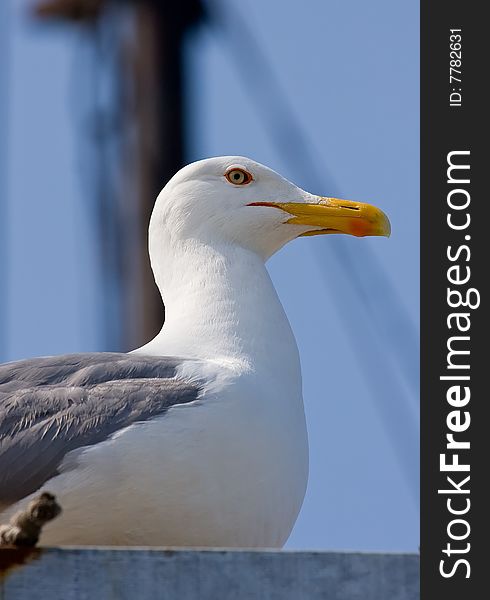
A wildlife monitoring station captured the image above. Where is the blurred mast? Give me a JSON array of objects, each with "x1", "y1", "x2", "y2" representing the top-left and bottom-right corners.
[
  {"x1": 124, "y1": 0, "x2": 203, "y2": 350},
  {"x1": 34, "y1": 0, "x2": 203, "y2": 351}
]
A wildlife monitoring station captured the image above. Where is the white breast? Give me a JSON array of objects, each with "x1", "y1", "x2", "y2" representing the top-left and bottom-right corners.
[{"x1": 36, "y1": 360, "x2": 308, "y2": 547}]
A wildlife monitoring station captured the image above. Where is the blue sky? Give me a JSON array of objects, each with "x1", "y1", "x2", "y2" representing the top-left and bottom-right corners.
[{"x1": 2, "y1": 0, "x2": 419, "y2": 551}]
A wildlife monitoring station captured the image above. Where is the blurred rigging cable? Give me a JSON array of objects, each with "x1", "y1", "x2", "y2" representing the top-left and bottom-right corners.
[
  {"x1": 87, "y1": 12, "x2": 125, "y2": 351},
  {"x1": 35, "y1": 0, "x2": 124, "y2": 351},
  {"x1": 0, "y1": 0, "x2": 10, "y2": 360},
  {"x1": 50, "y1": 0, "x2": 130, "y2": 353},
  {"x1": 206, "y1": 0, "x2": 419, "y2": 500}
]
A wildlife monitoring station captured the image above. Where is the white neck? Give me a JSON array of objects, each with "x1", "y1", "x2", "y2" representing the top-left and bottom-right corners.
[{"x1": 135, "y1": 239, "x2": 300, "y2": 376}]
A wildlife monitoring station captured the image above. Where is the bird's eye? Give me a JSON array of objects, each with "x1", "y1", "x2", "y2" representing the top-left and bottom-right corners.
[{"x1": 225, "y1": 168, "x2": 253, "y2": 186}]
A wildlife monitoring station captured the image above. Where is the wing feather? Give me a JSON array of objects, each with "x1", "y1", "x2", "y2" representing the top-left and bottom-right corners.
[{"x1": 0, "y1": 353, "x2": 201, "y2": 506}]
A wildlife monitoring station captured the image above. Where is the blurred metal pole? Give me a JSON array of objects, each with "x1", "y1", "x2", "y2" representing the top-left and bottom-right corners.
[
  {"x1": 122, "y1": 0, "x2": 203, "y2": 350},
  {"x1": 0, "y1": 0, "x2": 10, "y2": 360}
]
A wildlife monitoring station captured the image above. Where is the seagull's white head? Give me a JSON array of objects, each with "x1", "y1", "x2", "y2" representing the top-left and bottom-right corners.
[{"x1": 150, "y1": 156, "x2": 390, "y2": 261}]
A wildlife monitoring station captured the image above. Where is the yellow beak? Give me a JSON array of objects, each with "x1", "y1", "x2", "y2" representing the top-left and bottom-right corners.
[{"x1": 248, "y1": 197, "x2": 391, "y2": 238}]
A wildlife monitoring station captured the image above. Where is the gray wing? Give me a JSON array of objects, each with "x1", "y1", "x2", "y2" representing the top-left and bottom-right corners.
[{"x1": 0, "y1": 352, "x2": 201, "y2": 507}]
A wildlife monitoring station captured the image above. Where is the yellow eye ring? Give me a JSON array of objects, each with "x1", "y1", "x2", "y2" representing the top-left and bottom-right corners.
[{"x1": 225, "y1": 168, "x2": 253, "y2": 186}]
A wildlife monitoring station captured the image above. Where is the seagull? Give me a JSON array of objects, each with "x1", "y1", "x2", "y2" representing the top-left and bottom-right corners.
[{"x1": 0, "y1": 157, "x2": 390, "y2": 547}]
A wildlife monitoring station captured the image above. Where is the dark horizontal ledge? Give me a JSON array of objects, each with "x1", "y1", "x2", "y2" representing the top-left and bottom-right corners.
[{"x1": 1, "y1": 547, "x2": 419, "y2": 600}]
